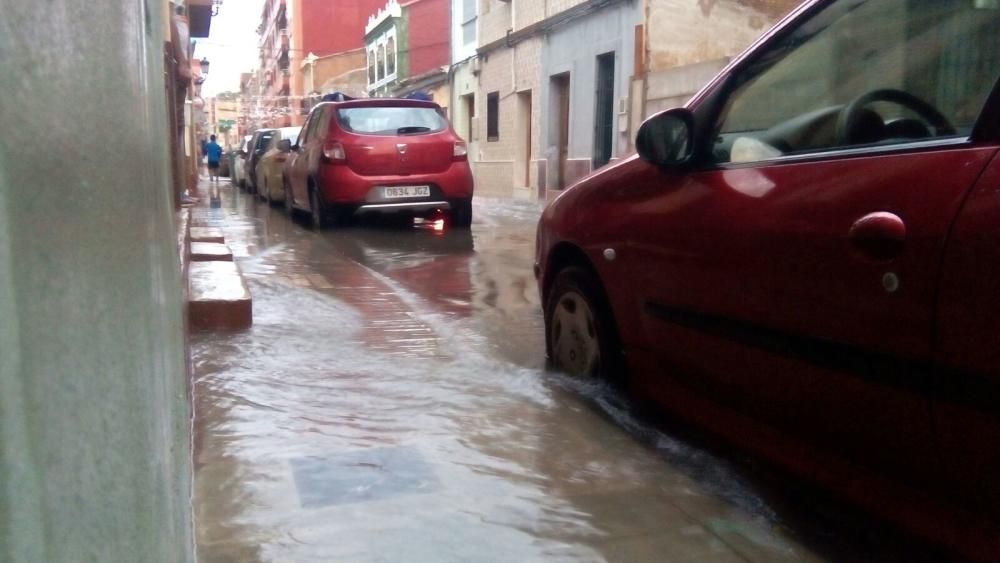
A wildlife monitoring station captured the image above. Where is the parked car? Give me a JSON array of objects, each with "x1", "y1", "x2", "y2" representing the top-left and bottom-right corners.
[
  {"x1": 245, "y1": 128, "x2": 277, "y2": 194},
  {"x1": 536, "y1": 0, "x2": 1000, "y2": 558},
  {"x1": 233, "y1": 134, "x2": 252, "y2": 188},
  {"x1": 283, "y1": 98, "x2": 473, "y2": 229},
  {"x1": 255, "y1": 126, "x2": 302, "y2": 203}
]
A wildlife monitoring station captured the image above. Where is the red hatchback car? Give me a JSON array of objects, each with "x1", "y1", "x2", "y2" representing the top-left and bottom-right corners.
[
  {"x1": 537, "y1": 0, "x2": 999, "y2": 558},
  {"x1": 282, "y1": 98, "x2": 474, "y2": 229}
]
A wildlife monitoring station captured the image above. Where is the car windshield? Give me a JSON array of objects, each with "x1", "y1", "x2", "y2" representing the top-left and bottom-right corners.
[
  {"x1": 337, "y1": 106, "x2": 447, "y2": 135},
  {"x1": 256, "y1": 132, "x2": 275, "y2": 148},
  {"x1": 278, "y1": 127, "x2": 301, "y2": 145}
]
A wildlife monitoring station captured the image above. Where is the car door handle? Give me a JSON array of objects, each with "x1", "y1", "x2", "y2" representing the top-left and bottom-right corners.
[{"x1": 849, "y1": 211, "x2": 906, "y2": 262}]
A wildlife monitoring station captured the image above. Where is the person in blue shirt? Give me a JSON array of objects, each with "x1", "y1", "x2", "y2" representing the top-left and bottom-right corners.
[{"x1": 205, "y1": 135, "x2": 223, "y2": 183}]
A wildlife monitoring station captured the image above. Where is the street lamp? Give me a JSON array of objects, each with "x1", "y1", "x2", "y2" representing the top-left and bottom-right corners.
[{"x1": 200, "y1": 58, "x2": 210, "y2": 76}]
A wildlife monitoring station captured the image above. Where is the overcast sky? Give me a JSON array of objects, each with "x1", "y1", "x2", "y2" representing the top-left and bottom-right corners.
[{"x1": 194, "y1": 0, "x2": 265, "y2": 97}]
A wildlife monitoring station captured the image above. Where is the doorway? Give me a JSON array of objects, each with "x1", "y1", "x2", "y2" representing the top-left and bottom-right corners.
[
  {"x1": 593, "y1": 52, "x2": 615, "y2": 169},
  {"x1": 459, "y1": 93, "x2": 475, "y2": 142},
  {"x1": 515, "y1": 90, "x2": 532, "y2": 189},
  {"x1": 550, "y1": 73, "x2": 571, "y2": 189}
]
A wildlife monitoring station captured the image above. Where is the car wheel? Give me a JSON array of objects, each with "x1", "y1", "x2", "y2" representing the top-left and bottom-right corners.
[
  {"x1": 310, "y1": 187, "x2": 326, "y2": 230},
  {"x1": 545, "y1": 266, "x2": 624, "y2": 384},
  {"x1": 451, "y1": 198, "x2": 473, "y2": 229},
  {"x1": 284, "y1": 178, "x2": 295, "y2": 219}
]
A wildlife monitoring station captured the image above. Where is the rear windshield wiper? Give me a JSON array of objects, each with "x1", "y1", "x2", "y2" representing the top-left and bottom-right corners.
[{"x1": 397, "y1": 126, "x2": 431, "y2": 135}]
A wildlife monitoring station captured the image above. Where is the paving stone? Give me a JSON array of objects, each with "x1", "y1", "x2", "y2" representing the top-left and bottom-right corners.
[
  {"x1": 191, "y1": 242, "x2": 233, "y2": 262},
  {"x1": 189, "y1": 261, "x2": 251, "y2": 330},
  {"x1": 190, "y1": 227, "x2": 226, "y2": 244}
]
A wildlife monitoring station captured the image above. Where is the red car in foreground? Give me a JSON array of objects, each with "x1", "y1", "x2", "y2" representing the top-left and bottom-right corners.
[
  {"x1": 282, "y1": 98, "x2": 474, "y2": 229},
  {"x1": 537, "y1": 0, "x2": 1000, "y2": 558}
]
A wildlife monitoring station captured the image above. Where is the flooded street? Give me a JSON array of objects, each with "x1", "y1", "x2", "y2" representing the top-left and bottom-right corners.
[{"x1": 192, "y1": 186, "x2": 911, "y2": 563}]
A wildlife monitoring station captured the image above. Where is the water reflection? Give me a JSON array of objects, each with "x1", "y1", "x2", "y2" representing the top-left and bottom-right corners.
[{"x1": 191, "y1": 187, "x2": 910, "y2": 562}]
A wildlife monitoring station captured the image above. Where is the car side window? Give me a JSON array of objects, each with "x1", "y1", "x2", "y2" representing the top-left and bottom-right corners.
[
  {"x1": 713, "y1": 0, "x2": 999, "y2": 164},
  {"x1": 302, "y1": 108, "x2": 326, "y2": 145},
  {"x1": 299, "y1": 114, "x2": 315, "y2": 145},
  {"x1": 315, "y1": 107, "x2": 332, "y2": 139}
]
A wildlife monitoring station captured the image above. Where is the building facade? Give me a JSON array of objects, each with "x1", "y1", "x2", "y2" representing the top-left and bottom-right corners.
[
  {"x1": 641, "y1": 0, "x2": 802, "y2": 116},
  {"x1": 208, "y1": 93, "x2": 242, "y2": 149},
  {"x1": 537, "y1": 0, "x2": 641, "y2": 193},
  {"x1": 364, "y1": 0, "x2": 451, "y2": 107},
  {"x1": 257, "y1": 0, "x2": 386, "y2": 127},
  {"x1": 458, "y1": 0, "x2": 801, "y2": 199},
  {"x1": 449, "y1": 0, "x2": 478, "y2": 162}
]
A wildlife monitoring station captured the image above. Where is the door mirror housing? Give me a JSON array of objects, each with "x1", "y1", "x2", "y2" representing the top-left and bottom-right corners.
[
  {"x1": 636, "y1": 108, "x2": 695, "y2": 168},
  {"x1": 278, "y1": 139, "x2": 292, "y2": 153}
]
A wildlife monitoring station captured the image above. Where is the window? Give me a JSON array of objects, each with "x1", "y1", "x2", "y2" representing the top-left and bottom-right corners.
[
  {"x1": 367, "y1": 28, "x2": 398, "y2": 91},
  {"x1": 301, "y1": 108, "x2": 326, "y2": 144},
  {"x1": 377, "y1": 45, "x2": 386, "y2": 81},
  {"x1": 462, "y1": 0, "x2": 477, "y2": 46},
  {"x1": 386, "y1": 36, "x2": 396, "y2": 76},
  {"x1": 486, "y1": 92, "x2": 499, "y2": 142},
  {"x1": 337, "y1": 107, "x2": 447, "y2": 135},
  {"x1": 713, "y1": 0, "x2": 999, "y2": 164},
  {"x1": 298, "y1": 114, "x2": 314, "y2": 144}
]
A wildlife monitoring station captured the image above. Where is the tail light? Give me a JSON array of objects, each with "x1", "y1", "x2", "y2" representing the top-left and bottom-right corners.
[
  {"x1": 322, "y1": 141, "x2": 346, "y2": 163},
  {"x1": 453, "y1": 141, "x2": 468, "y2": 161}
]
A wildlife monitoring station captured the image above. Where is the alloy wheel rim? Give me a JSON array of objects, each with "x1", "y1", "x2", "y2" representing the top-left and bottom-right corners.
[{"x1": 551, "y1": 291, "x2": 600, "y2": 377}]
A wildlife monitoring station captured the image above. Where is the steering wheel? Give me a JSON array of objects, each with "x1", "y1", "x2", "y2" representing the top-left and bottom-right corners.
[{"x1": 835, "y1": 89, "x2": 955, "y2": 145}]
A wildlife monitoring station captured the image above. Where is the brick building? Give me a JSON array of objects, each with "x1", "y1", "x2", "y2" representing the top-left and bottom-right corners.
[
  {"x1": 461, "y1": 0, "x2": 802, "y2": 200},
  {"x1": 364, "y1": 0, "x2": 451, "y2": 107},
  {"x1": 257, "y1": 0, "x2": 386, "y2": 127}
]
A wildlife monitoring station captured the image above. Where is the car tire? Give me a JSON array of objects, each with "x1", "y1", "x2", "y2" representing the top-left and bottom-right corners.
[
  {"x1": 451, "y1": 198, "x2": 473, "y2": 229},
  {"x1": 284, "y1": 177, "x2": 295, "y2": 219},
  {"x1": 310, "y1": 187, "x2": 326, "y2": 230},
  {"x1": 545, "y1": 266, "x2": 625, "y2": 385}
]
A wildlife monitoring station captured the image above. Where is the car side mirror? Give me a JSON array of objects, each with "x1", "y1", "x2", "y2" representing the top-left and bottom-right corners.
[
  {"x1": 636, "y1": 108, "x2": 694, "y2": 169},
  {"x1": 278, "y1": 139, "x2": 292, "y2": 152}
]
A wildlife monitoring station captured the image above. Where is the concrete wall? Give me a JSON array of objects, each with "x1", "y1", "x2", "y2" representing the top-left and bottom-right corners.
[
  {"x1": 644, "y1": 0, "x2": 800, "y2": 114},
  {"x1": 407, "y1": 0, "x2": 451, "y2": 77},
  {"x1": 475, "y1": 37, "x2": 544, "y2": 198},
  {"x1": 0, "y1": 1, "x2": 194, "y2": 561},
  {"x1": 539, "y1": 0, "x2": 640, "y2": 188}
]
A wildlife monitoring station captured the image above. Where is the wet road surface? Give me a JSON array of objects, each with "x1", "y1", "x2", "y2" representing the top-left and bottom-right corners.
[{"x1": 191, "y1": 183, "x2": 930, "y2": 562}]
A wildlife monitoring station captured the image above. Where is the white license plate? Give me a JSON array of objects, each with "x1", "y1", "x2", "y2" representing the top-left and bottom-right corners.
[{"x1": 383, "y1": 185, "x2": 430, "y2": 199}]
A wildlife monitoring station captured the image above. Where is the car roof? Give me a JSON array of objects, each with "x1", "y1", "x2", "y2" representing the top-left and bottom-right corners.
[{"x1": 315, "y1": 98, "x2": 442, "y2": 111}]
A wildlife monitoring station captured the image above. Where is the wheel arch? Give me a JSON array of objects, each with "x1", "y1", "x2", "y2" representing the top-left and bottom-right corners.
[
  {"x1": 543, "y1": 241, "x2": 628, "y2": 384},
  {"x1": 543, "y1": 242, "x2": 601, "y2": 304}
]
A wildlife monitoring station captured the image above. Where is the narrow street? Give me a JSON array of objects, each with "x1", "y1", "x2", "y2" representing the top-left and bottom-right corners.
[{"x1": 188, "y1": 183, "x2": 922, "y2": 562}]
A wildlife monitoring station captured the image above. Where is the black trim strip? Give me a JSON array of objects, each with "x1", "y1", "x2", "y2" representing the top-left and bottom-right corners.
[{"x1": 644, "y1": 302, "x2": 1000, "y2": 416}]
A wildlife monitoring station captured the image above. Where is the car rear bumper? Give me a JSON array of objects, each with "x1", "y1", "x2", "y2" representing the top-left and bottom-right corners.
[
  {"x1": 354, "y1": 201, "x2": 451, "y2": 215},
  {"x1": 317, "y1": 161, "x2": 474, "y2": 206}
]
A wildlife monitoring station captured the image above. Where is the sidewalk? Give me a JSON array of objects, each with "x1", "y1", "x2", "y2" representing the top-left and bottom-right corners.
[{"x1": 178, "y1": 177, "x2": 252, "y2": 332}]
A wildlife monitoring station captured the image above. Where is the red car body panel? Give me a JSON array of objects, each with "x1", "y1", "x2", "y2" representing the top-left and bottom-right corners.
[
  {"x1": 286, "y1": 99, "x2": 473, "y2": 214},
  {"x1": 536, "y1": 0, "x2": 1000, "y2": 557}
]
